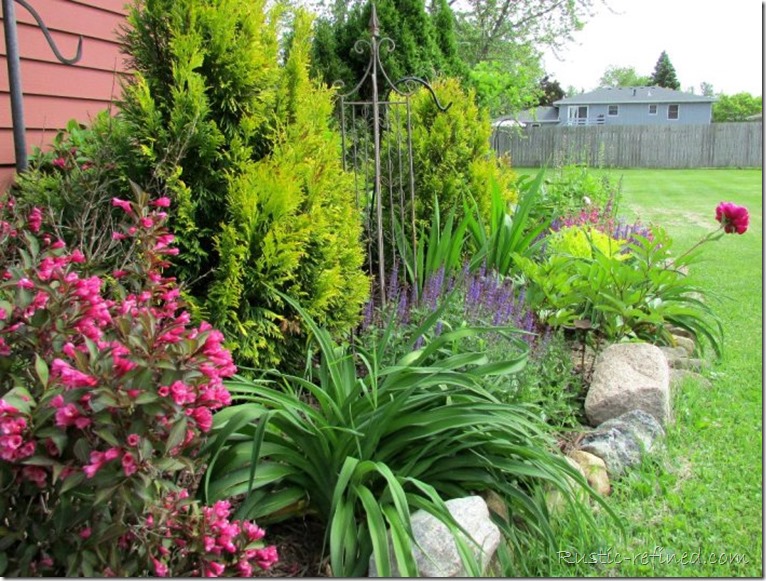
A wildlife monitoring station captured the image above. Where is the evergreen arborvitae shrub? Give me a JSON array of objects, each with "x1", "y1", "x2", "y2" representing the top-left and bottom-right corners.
[
  {"x1": 403, "y1": 77, "x2": 517, "y2": 225},
  {"x1": 117, "y1": 0, "x2": 367, "y2": 369}
]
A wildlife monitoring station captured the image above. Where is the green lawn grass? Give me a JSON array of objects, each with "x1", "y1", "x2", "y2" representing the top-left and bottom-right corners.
[{"x1": 547, "y1": 168, "x2": 763, "y2": 577}]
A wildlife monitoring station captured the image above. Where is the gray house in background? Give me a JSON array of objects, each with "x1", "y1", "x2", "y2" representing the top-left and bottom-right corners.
[{"x1": 505, "y1": 87, "x2": 716, "y2": 127}]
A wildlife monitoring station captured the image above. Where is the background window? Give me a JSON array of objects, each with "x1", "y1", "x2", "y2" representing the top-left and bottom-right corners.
[
  {"x1": 668, "y1": 104, "x2": 679, "y2": 120},
  {"x1": 649, "y1": 104, "x2": 658, "y2": 115},
  {"x1": 608, "y1": 105, "x2": 619, "y2": 116}
]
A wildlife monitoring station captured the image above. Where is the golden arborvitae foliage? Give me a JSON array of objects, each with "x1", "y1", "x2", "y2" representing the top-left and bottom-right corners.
[{"x1": 121, "y1": 1, "x2": 368, "y2": 369}]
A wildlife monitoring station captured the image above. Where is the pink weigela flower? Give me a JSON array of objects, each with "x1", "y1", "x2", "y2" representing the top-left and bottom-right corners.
[
  {"x1": 54, "y1": 403, "x2": 91, "y2": 430},
  {"x1": 21, "y1": 466, "x2": 48, "y2": 487},
  {"x1": 51, "y1": 359, "x2": 98, "y2": 389},
  {"x1": 111, "y1": 197, "x2": 133, "y2": 214},
  {"x1": 152, "y1": 558, "x2": 169, "y2": 577},
  {"x1": 253, "y1": 545, "x2": 279, "y2": 570},
  {"x1": 150, "y1": 197, "x2": 171, "y2": 208},
  {"x1": 121, "y1": 452, "x2": 138, "y2": 477},
  {"x1": 28, "y1": 207, "x2": 43, "y2": 233}
]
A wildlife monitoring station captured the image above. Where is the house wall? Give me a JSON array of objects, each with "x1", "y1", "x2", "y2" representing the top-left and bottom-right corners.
[
  {"x1": 0, "y1": 0, "x2": 129, "y2": 190},
  {"x1": 557, "y1": 102, "x2": 713, "y2": 126}
]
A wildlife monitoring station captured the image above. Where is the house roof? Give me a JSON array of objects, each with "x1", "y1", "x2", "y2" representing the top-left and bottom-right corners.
[
  {"x1": 515, "y1": 106, "x2": 559, "y2": 123},
  {"x1": 554, "y1": 86, "x2": 716, "y2": 106}
]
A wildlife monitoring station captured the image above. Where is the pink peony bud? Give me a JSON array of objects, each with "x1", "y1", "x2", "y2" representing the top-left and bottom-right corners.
[{"x1": 715, "y1": 201, "x2": 749, "y2": 235}]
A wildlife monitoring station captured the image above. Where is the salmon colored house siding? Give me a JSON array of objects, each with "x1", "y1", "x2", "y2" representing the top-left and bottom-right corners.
[{"x1": 0, "y1": 0, "x2": 130, "y2": 189}]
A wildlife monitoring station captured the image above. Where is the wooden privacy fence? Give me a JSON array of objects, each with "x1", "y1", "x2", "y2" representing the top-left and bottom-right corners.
[{"x1": 492, "y1": 122, "x2": 763, "y2": 168}]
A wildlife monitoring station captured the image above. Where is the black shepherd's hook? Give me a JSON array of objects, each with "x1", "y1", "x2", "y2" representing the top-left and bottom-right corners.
[
  {"x1": 15, "y1": 0, "x2": 83, "y2": 65},
  {"x1": 393, "y1": 76, "x2": 452, "y2": 112},
  {"x1": 2, "y1": 0, "x2": 84, "y2": 172}
]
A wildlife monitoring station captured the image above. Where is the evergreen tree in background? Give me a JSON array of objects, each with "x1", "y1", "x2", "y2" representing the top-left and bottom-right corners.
[
  {"x1": 311, "y1": 0, "x2": 466, "y2": 97},
  {"x1": 650, "y1": 50, "x2": 680, "y2": 90},
  {"x1": 430, "y1": 0, "x2": 464, "y2": 75},
  {"x1": 537, "y1": 75, "x2": 565, "y2": 106}
]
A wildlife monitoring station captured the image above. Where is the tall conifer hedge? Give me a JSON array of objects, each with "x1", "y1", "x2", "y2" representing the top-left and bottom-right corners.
[{"x1": 120, "y1": 0, "x2": 368, "y2": 369}]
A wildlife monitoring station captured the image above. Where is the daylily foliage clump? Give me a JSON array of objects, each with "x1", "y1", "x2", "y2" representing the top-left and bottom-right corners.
[{"x1": 0, "y1": 189, "x2": 276, "y2": 576}]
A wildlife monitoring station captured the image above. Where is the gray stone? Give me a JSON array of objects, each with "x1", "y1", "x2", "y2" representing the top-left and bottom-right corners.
[
  {"x1": 673, "y1": 357, "x2": 709, "y2": 372},
  {"x1": 585, "y1": 343, "x2": 670, "y2": 426},
  {"x1": 599, "y1": 409, "x2": 665, "y2": 450},
  {"x1": 579, "y1": 410, "x2": 665, "y2": 477},
  {"x1": 659, "y1": 345, "x2": 688, "y2": 366},
  {"x1": 480, "y1": 490, "x2": 509, "y2": 524},
  {"x1": 368, "y1": 496, "x2": 501, "y2": 577},
  {"x1": 669, "y1": 368, "x2": 713, "y2": 390}
]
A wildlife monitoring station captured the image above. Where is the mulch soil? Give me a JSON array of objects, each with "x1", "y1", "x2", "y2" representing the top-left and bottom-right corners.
[{"x1": 256, "y1": 516, "x2": 330, "y2": 577}]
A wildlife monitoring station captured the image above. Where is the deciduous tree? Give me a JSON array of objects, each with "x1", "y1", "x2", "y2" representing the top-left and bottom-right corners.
[
  {"x1": 699, "y1": 81, "x2": 715, "y2": 97},
  {"x1": 468, "y1": 46, "x2": 544, "y2": 116},
  {"x1": 452, "y1": 0, "x2": 600, "y2": 67},
  {"x1": 598, "y1": 65, "x2": 651, "y2": 88},
  {"x1": 712, "y1": 92, "x2": 763, "y2": 122}
]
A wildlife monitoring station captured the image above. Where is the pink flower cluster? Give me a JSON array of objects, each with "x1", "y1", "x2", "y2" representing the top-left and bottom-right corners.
[
  {"x1": 141, "y1": 494, "x2": 277, "y2": 578},
  {"x1": 0, "y1": 194, "x2": 270, "y2": 577},
  {"x1": 715, "y1": 201, "x2": 749, "y2": 235},
  {"x1": 0, "y1": 400, "x2": 35, "y2": 463},
  {"x1": 0, "y1": 197, "x2": 240, "y2": 487},
  {"x1": 0, "y1": 145, "x2": 279, "y2": 574}
]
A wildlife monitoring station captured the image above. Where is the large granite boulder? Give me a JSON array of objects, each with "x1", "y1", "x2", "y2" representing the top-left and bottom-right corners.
[
  {"x1": 368, "y1": 496, "x2": 501, "y2": 577},
  {"x1": 585, "y1": 343, "x2": 670, "y2": 426},
  {"x1": 578, "y1": 409, "x2": 664, "y2": 477}
]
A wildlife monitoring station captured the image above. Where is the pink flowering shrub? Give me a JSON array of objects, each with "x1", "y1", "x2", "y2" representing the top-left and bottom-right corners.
[{"x1": 0, "y1": 186, "x2": 277, "y2": 576}]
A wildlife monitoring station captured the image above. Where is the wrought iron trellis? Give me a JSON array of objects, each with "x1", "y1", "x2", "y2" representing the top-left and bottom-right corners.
[
  {"x1": 2, "y1": 0, "x2": 83, "y2": 172},
  {"x1": 335, "y1": 3, "x2": 450, "y2": 308}
]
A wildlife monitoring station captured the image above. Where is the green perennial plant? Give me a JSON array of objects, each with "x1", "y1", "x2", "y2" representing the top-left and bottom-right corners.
[{"x1": 201, "y1": 294, "x2": 605, "y2": 576}]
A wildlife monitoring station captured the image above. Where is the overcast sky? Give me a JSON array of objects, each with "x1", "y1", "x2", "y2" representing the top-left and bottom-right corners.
[{"x1": 541, "y1": 0, "x2": 763, "y2": 95}]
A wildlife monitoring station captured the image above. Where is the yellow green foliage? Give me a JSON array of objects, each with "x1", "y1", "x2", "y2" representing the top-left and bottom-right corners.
[
  {"x1": 209, "y1": 13, "x2": 367, "y2": 367},
  {"x1": 120, "y1": 1, "x2": 368, "y2": 369},
  {"x1": 398, "y1": 78, "x2": 517, "y2": 225},
  {"x1": 547, "y1": 225, "x2": 626, "y2": 260}
]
